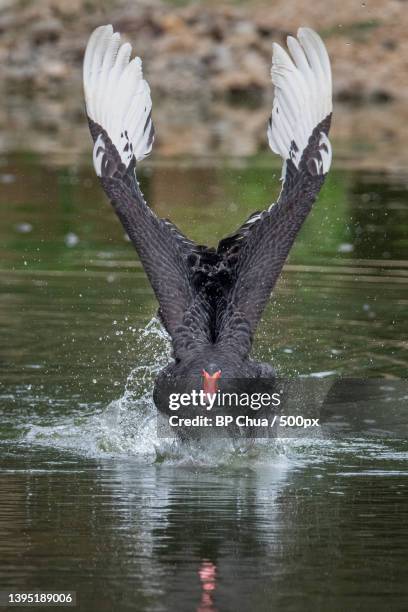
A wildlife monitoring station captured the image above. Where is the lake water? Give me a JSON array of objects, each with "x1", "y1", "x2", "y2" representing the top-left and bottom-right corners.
[{"x1": 0, "y1": 153, "x2": 407, "y2": 611}]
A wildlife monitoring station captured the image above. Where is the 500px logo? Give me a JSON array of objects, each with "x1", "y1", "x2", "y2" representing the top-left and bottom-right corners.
[{"x1": 168, "y1": 390, "x2": 282, "y2": 411}]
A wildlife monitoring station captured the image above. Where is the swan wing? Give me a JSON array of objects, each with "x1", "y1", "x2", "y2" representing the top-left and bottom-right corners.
[
  {"x1": 84, "y1": 25, "x2": 205, "y2": 348},
  {"x1": 217, "y1": 28, "x2": 333, "y2": 354}
]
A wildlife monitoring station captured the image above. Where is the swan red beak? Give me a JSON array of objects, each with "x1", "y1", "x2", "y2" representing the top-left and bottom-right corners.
[{"x1": 202, "y1": 369, "x2": 221, "y2": 396}]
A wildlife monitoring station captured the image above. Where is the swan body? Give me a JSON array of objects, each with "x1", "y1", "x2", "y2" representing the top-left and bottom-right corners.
[{"x1": 83, "y1": 25, "x2": 333, "y2": 417}]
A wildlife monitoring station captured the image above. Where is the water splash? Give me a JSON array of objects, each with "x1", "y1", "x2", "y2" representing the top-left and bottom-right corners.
[
  {"x1": 19, "y1": 318, "x2": 395, "y2": 467},
  {"x1": 19, "y1": 318, "x2": 283, "y2": 464},
  {"x1": 19, "y1": 317, "x2": 167, "y2": 461}
]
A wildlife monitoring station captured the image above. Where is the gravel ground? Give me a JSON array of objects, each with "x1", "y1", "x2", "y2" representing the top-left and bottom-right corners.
[{"x1": 1, "y1": 0, "x2": 407, "y2": 168}]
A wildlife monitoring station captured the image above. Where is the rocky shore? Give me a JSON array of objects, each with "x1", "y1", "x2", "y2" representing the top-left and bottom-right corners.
[{"x1": 1, "y1": 0, "x2": 407, "y2": 168}]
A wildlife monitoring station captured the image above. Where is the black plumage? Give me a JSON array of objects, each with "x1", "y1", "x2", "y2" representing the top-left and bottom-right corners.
[{"x1": 83, "y1": 25, "x2": 333, "y2": 414}]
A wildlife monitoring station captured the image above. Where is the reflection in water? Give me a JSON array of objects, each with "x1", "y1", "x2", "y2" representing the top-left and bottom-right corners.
[
  {"x1": 0, "y1": 154, "x2": 407, "y2": 610},
  {"x1": 198, "y1": 560, "x2": 217, "y2": 612},
  {"x1": 0, "y1": 445, "x2": 407, "y2": 611}
]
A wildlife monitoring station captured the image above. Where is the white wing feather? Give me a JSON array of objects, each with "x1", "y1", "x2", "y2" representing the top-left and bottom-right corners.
[
  {"x1": 83, "y1": 24, "x2": 154, "y2": 173},
  {"x1": 268, "y1": 27, "x2": 332, "y2": 175}
]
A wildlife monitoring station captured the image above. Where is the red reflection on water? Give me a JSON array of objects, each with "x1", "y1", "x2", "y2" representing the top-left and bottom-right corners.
[{"x1": 197, "y1": 560, "x2": 217, "y2": 612}]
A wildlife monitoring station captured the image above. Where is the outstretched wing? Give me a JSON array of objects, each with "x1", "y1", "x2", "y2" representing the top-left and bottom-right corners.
[
  {"x1": 217, "y1": 28, "x2": 333, "y2": 356},
  {"x1": 83, "y1": 25, "x2": 207, "y2": 353}
]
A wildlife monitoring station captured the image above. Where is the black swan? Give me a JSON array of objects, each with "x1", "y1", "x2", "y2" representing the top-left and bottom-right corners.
[{"x1": 83, "y1": 25, "x2": 332, "y2": 414}]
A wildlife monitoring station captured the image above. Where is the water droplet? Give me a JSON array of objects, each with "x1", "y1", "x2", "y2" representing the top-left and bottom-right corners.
[
  {"x1": 15, "y1": 222, "x2": 33, "y2": 233},
  {"x1": 338, "y1": 243, "x2": 354, "y2": 253},
  {"x1": 64, "y1": 232, "x2": 79, "y2": 247},
  {"x1": 0, "y1": 173, "x2": 15, "y2": 184}
]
